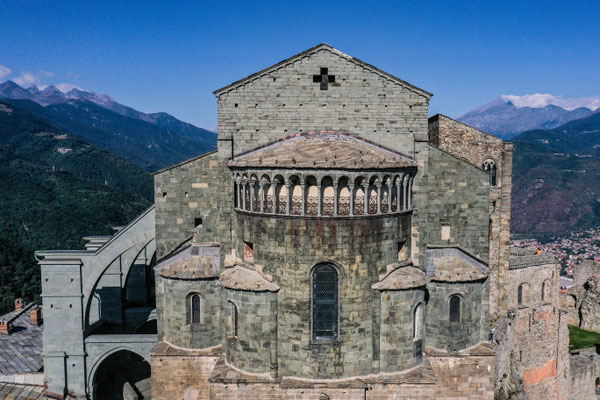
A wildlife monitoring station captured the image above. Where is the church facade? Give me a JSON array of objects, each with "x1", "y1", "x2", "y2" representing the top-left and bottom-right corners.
[{"x1": 149, "y1": 44, "x2": 504, "y2": 399}]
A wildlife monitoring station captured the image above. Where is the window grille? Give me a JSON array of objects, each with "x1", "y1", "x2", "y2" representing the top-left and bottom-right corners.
[
  {"x1": 449, "y1": 295, "x2": 460, "y2": 323},
  {"x1": 312, "y1": 264, "x2": 338, "y2": 340},
  {"x1": 191, "y1": 294, "x2": 201, "y2": 323}
]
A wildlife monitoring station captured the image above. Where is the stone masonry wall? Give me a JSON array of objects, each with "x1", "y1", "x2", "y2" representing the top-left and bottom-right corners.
[
  {"x1": 429, "y1": 114, "x2": 513, "y2": 321},
  {"x1": 234, "y1": 212, "x2": 411, "y2": 378},
  {"x1": 224, "y1": 288, "x2": 278, "y2": 375},
  {"x1": 216, "y1": 46, "x2": 429, "y2": 158},
  {"x1": 151, "y1": 352, "x2": 494, "y2": 399},
  {"x1": 378, "y1": 288, "x2": 425, "y2": 372},
  {"x1": 422, "y1": 146, "x2": 490, "y2": 264},
  {"x1": 426, "y1": 280, "x2": 489, "y2": 351},
  {"x1": 493, "y1": 263, "x2": 568, "y2": 400},
  {"x1": 154, "y1": 152, "x2": 234, "y2": 265},
  {"x1": 158, "y1": 276, "x2": 221, "y2": 349}
]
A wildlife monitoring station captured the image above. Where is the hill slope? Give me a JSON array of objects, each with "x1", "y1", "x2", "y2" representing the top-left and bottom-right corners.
[
  {"x1": 511, "y1": 112, "x2": 600, "y2": 235},
  {"x1": 0, "y1": 101, "x2": 153, "y2": 313}
]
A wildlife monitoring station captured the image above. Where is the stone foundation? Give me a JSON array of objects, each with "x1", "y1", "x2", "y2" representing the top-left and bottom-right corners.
[{"x1": 151, "y1": 341, "x2": 495, "y2": 399}]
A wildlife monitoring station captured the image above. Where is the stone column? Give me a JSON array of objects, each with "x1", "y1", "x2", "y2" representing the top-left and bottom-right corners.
[
  {"x1": 333, "y1": 182, "x2": 339, "y2": 216},
  {"x1": 387, "y1": 183, "x2": 393, "y2": 214},
  {"x1": 301, "y1": 183, "x2": 307, "y2": 216},
  {"x1": 259, "y1": 183, "x2": 265, "y2": 213},
  {"x1": 249, "y1": 182, "x2": 254, "y2": 211},
  {"x1": 376, "y1": 182, "x2": 382, "y2": 214},
  {"x1": 285, "y1": 181, "x2": 291, "y2": 215},
  {"x1": 397, "y1": 180, "x2": 402, "y2": 212},
  {"x1": 349, "y1": 183, "x2": 355, "y2": 216},
  {"x1": 317, "y1": 183, "x2": 322, "y2": 216},
  {"x1": 363, "y1": 185, "x2": 369, "y2": 215},
  {"x1": 408, "y1": 177, "x2": 413, "y2": 209},
  {"x1": 272, "y1": 183, "x2": 277, "y2": 214},
  {"x1": 241, "y1": 181, "x2": 247, "y2": 210},
  {"x1": 403, "y1": 176, "x2": 408, "y2": 211}
]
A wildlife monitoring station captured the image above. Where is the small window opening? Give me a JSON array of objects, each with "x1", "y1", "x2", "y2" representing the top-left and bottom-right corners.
[
  {"x1": 194, "y1": 218, "x2": 203, "y2": 228},
  {"x1": 413, "y1": 303, "x2": 423, "y2": 340},
  {"x1": 244, "y1": 241, "x2": 254, "y2": 262},
  {"x1": 234, "y1": 103, "x2": 238, "y2": 108},
  {"x1": 162, "y1": 192, "x2": 167, "y2": 198},
  {"x1": 191, "y1": 294, "x2": 201, "y2": 323},
  {"x1": 518, "y1": 284, "x2": 524, "y2": 305},
  {"x1": 397, "y1": 241, "x2": 407, "y2": 261},
  {"x1": 542, "y1": 281, "x2": 547, "y2": 301},
  {"x1": 519, "y1": 351, "x2": 523, "y2": 362},
  {"x1": 227, "y1": 301, "x2": 238, "y2": 337},
  {"x1": 482, "y1": 159, "x2": 497, "y2": 186},
  {"x1": 449, "y1": 295, "x2": 461, "y2": 323}
]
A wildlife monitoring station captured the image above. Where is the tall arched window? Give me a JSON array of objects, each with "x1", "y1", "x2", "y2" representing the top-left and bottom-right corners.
[
  {"x1": 413, "y1": 303, "x2": 424, "y2": 339},
  {"x1": 449, "y1": 295, "x2": 461, "y2": 323},
  {"x1": 482, "y1": 159, "x2": 497, "y2": 186},
  {"x1": 191, "y1": 294, "x2": 201, "y2": 324},
  {"x1": 312, "y1": 264, "x2": 339, "y2": 340}
]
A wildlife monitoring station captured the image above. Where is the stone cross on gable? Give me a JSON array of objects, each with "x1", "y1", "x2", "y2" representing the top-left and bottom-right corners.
[{"x1": 313, "y1": 67, "x2": 335, "y2": 90}]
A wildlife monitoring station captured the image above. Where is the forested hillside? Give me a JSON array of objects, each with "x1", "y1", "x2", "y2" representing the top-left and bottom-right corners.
[
  {"x1": 0, "y1": 101, "x2": 153, "y2": 313},
  {"x1": 511, "y1": 112, "x2": 600, "y2": 236}
]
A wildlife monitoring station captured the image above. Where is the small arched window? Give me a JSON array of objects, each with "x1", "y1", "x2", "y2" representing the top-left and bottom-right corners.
[
  {"x1": 449, "y1": 295, "x2": 461, "y2": 323},
  {"x1": 413, "y1": 303, "x2": 424, "y2": 339},
  {"x1": 482, "y1": 159, "x2": 497, "y2": 186},
  {"x1": 518, "y1": 284, "x2": 524, "y2": 305},
  {"x1": 191, "y1": 294, "x2": 201, "y2": 324},
  {"x1": 542, "y1": 280, "x2": 549, "y2": 301},
  {"x1": 312, "y1": 264, "x2": 339, "y2": 340},
  {"x1": 226, "y1": 301, "x2": 238, "y2": 337}
]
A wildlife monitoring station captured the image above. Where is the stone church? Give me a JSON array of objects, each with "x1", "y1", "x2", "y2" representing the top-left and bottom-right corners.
[{"x1": 36, "y1": 44, "x2": 574, "y2": 400}]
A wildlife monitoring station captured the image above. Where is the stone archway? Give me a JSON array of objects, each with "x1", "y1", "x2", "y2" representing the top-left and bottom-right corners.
[{"x1": 92, "y1": 349, "x2": 151, "y2": 400}]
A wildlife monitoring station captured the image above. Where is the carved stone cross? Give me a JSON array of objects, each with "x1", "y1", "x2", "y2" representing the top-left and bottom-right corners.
[{"x1": 313, "y1": 67, "x2": 335, "y2": 90}]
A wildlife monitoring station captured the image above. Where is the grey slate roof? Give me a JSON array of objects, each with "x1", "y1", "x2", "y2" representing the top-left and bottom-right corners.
[
  {"x1": 0, "y1": 304, "x2": 43, "y2": 375},
  {"x1": 0, "y1": 383, "x2": 45, "y2": 399}
]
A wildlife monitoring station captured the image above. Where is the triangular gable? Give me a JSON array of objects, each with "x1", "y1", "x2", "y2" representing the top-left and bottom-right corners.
[{"x1": 213, "y1": 43, "x2": 433, "y2": 99}]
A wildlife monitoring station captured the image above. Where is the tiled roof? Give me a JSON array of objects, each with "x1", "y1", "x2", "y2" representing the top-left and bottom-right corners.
[
  {"x1": 431, "y1": 257, "x2": 489, "y2": 282},
  {"x1": 219, "y1": 263, "x2": 280, "y2": 292},
  {"x1": 372, "y1": 265, "x2": 428, "y2": 290},
  {"x1": 228, "y1": 131, "x2": 416, "y2": 170},
  {"x1": 0, "y1": 304, "x2": 43, "y2": 375},
  {"x1": 156, "y1": 243, "x2": 220, "y2": 279}
]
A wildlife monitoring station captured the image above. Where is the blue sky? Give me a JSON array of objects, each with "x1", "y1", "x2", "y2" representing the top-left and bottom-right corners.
[{"x1": 0, "y1": 0, "x2": 598, "y2": 128}]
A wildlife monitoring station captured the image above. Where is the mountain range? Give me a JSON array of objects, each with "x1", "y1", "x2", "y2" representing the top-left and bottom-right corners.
[
  {"x1": 0, "y1": 80, "x2": 217, "y2": 171},
  {"x1": 458, "y1": 97, "x2": 595, "y2": 139}
]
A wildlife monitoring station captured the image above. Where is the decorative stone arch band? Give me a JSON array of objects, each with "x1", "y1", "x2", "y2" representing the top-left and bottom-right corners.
[{"x1": 231, "y1": 169, "x2": 415, "y2": 217}]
